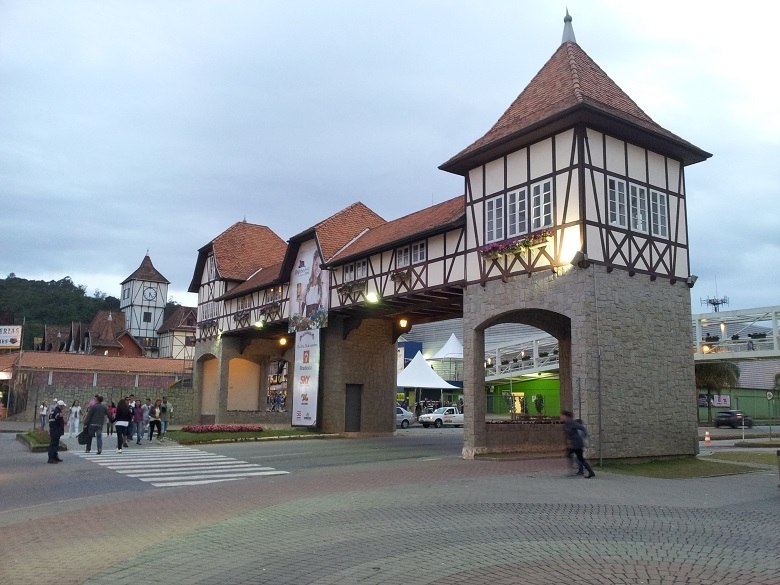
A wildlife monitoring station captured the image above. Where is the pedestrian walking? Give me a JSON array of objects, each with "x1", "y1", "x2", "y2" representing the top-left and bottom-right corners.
[
  {"x1": 83, "y1": 395, "x2": 109, "y2": 455},
  {"x1": 106, "y1": 401, "x2": 116, "y2": 435},
  {"x1": 68, "y1": 400, "x2": 82, "y2": 437},
  {"x1": 114, "y1": 398, "x2": 132, "y2": 453},
  {"x1": 148, "y1": 399, "x2": 162, "y2": 443},
  {"x1": 160, "y1": 396, "x2": 172, "y2": 437},
  {"x1": 561, "y1": 410, "x2": 594, "y2": 478},
  {"x1": 39, "y1": 401, "x2": 48, "y2": 431},
  {"x1": 47, "y1": 400, "x2": 66, "y2": 463},
  {"x1": 132, "y1": 399, "x2": 145, "y2": 444}
]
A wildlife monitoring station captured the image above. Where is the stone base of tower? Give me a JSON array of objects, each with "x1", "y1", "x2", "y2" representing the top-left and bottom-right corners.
[{"x1": 462, "y1": 266, "x2": 698, "y2": 460}]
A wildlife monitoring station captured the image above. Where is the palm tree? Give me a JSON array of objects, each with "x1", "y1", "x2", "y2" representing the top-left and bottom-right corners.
[{"x1": 695, "y1": 362, "x2": 740, "y2": 423}]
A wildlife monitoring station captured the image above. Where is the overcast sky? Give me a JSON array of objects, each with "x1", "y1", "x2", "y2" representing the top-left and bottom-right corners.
[{"x1": 1, "y1": 1, "x2": 778, "y2": 313}]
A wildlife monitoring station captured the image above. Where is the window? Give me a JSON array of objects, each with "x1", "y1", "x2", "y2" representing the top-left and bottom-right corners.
[
  {"x1": 608, "y1": 178, "x2": 627, "y2": 227},
  {"x1": 185, "y1": 335, "x2": 196, "y2": 347},
  {"x1": 206, "y1": 255, "x2": 216, "y2": 280},
  {"x1": 650, "y1": 190, "x2": 668, "y2": 238},
  {"x1": 485, "y1": 195, "x2": 504, "y2": 243},
  {"x1": 396, "y1": 246, "x2": 410, "y2": 268},
  {"x1": 143, "y1": 312, "x2": 152, "y2": 323},
  {"x1": 507, "y1": 188, "x2": 528, "y2": 237},
  {"x1": 343, "y1": 263, "x2": 355, "y2": 282},
  {"x1": 630, "y1": 184, "x2": 648, "y2": 233},
  {"x1": 354, "y1": 259, "x2": 367, "y2": 279},
  {"x1": 531, "y1": 180, "x2": 552, "y2": 230},
  {"x1": 411, "y1": 241, "x2": 426, "y2": 263},
  {"x1": 122, "y1": 288, "x2": 129, "y2": 300}
]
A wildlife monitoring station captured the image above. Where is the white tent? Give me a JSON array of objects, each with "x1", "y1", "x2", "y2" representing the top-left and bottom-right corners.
[
  {"x1": 431, "y1": 333, "x2": 463, "y2": 360},
  {"x1": 397, "y1": 351, "x2": 459, "y2": 389}
]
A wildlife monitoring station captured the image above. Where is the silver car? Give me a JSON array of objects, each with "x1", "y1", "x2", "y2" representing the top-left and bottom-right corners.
[{"x1": 396, "y1": 406, "x2": 415, "y2": 428}]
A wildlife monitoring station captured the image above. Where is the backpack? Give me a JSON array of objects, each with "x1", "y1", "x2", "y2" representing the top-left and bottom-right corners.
[{"x1": 577, "y1": 427, "x2": 589, "y2": 448}]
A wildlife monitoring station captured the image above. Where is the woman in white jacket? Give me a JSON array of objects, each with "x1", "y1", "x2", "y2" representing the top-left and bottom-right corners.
[{"x1": 68, "y1": 400, "x2": 82, "y2": 437}]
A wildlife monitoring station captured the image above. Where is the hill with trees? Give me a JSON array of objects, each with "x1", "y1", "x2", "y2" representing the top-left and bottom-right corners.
[{"x1": 0, "y1": 274, "x2": 177, "y2": 349}]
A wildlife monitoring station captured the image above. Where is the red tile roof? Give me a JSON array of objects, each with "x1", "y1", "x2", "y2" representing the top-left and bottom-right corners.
[
  {"x1": 157, "y1": 306, "x2": 197, "y2": 334},
  {"x1": 301, "y1": 202, "x2": 386, "y2": 262},
  {"x1": 0, "y1": 351, "x2": 188, "y2": 375},
  {"x1": 121, "y1": 255, "x2": 169, "y2": 285},
  {"x1": 189, "y1": 222, "x2": 287, "y2": 291},
  {"x1": 221, "y1": 262, "x2": 284, "y2": 300},
  {"x1": 441, "y1": 41, "x2": 710, "y2": 173},
  {"x1": 213, "y1": 222, "x2": 287, "y2": 280},
  {"x1": 328, "y1": 196, "x2": 465, "y2": 264}
]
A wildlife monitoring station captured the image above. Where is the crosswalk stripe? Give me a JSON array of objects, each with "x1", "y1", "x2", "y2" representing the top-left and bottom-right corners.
[{"x1": 77, "y1": 444, "x2": 289, "y2": 487}]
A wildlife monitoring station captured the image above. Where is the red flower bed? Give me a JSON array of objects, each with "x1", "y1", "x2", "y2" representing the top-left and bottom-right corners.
[{"x1": 181, "y1": 424, "x2": 264, "y2": 433}]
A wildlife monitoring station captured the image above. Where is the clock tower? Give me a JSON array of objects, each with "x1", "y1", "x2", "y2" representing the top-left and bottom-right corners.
[{"x1": 120, "y1": 254, "x2": 170, "y2": 355}]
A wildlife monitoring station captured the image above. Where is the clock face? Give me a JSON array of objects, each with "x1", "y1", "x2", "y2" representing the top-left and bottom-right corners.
[{"x1": 143, "y1": 287, "x2": 157, "y2": 301}]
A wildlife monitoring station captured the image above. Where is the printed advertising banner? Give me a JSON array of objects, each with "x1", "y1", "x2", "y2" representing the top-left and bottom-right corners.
[
  {"x1": 0, "y1": 325, "x2": 22, "y2": 349},
  {"x1": 291, "y1": 329, "x2": 320, "y2": 427},
  {"x1": 288, "y1": 239, "x2": 328, "y2": 332}
]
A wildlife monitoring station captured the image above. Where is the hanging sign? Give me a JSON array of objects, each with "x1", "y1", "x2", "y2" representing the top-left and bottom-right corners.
[{"x1": 0, "y1": 325, "x2": 22, "y2": 349}]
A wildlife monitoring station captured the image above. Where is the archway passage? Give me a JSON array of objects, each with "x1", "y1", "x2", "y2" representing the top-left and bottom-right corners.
[{"x1": 463, "y1": 307, "x2": 571, "y2": 458}]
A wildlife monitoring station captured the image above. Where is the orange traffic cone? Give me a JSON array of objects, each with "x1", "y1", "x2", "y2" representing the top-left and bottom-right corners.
[{"x1": 704, "y1": 430, "x2": 711, "y2": 446}]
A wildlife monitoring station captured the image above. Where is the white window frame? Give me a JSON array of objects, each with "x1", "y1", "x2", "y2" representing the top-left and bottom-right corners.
[
  {"x1": 608, "y1": 178, "x2": 627, "y2": 227},
  {"x1": 343, "y1": 263, "x2": 355, "y2": 282},
  {"x1": 649, "y1": 190, "x2": 669, "y2": 238},
  {"x1": 485, "y1": 195, "x2": 504, "y2": 243},
  {"x1": 506, "y1": 188, "x2": 528, "y2": 238},
  {"x1": 411, "y1": 241, "x2": 426, "y2": 264},
  {"x1": 396, "y1": 246, "x2": 410, "y2": 268},
  {"x1": 530, "y1": 179, "x2": 552, "y2": 231},
  {"x1": 629, "y1": 184, "x2": 648, "y2": 233},
  {"x1": 354, "y1": 259, "x2": 367, "y2": 279}
]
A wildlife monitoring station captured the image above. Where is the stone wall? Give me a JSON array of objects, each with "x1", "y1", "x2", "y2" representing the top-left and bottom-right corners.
[{"x1": 463, "y1": 265, "x2": 698, "y2": 460}]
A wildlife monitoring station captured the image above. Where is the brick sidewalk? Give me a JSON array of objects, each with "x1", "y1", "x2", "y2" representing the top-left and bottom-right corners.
[{"x1": 2, "y1": 427, "x2": 778, "y2": 585}]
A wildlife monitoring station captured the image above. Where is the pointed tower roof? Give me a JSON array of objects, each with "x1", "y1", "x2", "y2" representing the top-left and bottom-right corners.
[
  {"x1": 440, "y1": 12, "x2": 710, "y2": 175},
  {"x1": 121, "y1": 255, "x2": 170, "y2": 285}
]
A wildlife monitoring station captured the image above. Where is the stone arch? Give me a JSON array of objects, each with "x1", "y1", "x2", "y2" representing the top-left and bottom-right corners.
[
  {"x1": 463, "y1": 307, "x2": 572, "y2": 459},
  {"x1": 194, "y1": 352, "x2": 219, "y2": 423}
]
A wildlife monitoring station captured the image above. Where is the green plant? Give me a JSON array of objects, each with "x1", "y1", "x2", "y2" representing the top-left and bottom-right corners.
[{"x1": 533, "y1": 395, "x2": 544, "y2": 415}]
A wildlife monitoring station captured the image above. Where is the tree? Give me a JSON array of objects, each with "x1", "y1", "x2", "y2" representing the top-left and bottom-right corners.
[{"x1": 695, "y1": 362, "x2": 740, "y2": 422}]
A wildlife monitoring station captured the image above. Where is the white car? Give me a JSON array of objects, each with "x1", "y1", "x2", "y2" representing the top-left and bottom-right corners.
[
  {"x1": 396, "y1": 406, "x2": 415, "y2": 428},
  {"x1": 418, "y1": 406, "x2": 464, "y2": 428}
]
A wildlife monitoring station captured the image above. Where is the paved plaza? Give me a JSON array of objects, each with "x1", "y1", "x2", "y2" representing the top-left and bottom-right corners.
[{"x1": 1, "y1": 423, "x2": 778, "y2": 585}]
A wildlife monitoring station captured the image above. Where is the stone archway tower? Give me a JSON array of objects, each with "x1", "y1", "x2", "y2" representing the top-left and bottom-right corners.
[{"x1": 440, "y1": 13, "x2": 712, "y2": 460}]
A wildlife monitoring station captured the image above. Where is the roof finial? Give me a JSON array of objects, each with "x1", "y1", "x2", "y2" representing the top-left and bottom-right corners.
[{"x1": 562, "y1": 9, "x2": 576, "y2": 45}]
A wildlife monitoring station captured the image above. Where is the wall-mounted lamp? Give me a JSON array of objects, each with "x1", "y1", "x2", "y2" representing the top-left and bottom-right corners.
[
  {"x1": 399, "y1": 318, "x2": 408, "y2": 329},
  {"x1": 365, "y1": 291, "x2": 380, "y2": 303},
  {"x1": 279, "y1": 337, "x2": 288, "y2": 346},
  {"x1": 686, "y1": 274, "x2": 698, "y2": 289},
  {"x1": 254, "y1": 319, "x2": 265, "y2": 329},
  {"x1": 570, "y1": 250, "x2": 590, "y2": 269}
]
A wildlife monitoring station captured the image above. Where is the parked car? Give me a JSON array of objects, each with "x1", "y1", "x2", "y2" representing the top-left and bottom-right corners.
[
  {"x1": 418, "y1": 406, "x2": 464, "y2": 428},
  {"x1": 713, "y1": 410, "x2": 753, "y2": 429},
  {"x1": 396, "y1": 406, "x2": 415, "y2": 428}
]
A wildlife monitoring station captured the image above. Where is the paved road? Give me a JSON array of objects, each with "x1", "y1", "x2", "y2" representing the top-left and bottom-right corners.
[{"x1": 1, "y1": 427, "x2": 778, "y2": 584}]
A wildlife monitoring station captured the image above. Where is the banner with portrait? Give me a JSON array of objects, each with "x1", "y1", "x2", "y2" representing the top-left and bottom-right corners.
[{"x1": 288, "y1": 239, "x2": 328, "y2": 332}]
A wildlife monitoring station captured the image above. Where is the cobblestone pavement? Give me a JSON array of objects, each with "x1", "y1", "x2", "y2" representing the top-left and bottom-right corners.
[{"x1": 2, "y1": 425, "x2": 779, "y2": 585}]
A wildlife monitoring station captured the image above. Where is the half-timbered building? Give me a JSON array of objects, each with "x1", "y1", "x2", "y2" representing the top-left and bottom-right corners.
[{"x1": 189, "y1": 13, "x2": 710, "y2": 459}]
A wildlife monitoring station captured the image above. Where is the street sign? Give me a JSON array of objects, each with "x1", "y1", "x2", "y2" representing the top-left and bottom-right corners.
[{"x1": 767, "y1": 391, "x2": 774, "y2": 400}]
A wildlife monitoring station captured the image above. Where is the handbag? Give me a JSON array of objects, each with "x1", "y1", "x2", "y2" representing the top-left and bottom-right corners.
[{"x1": 77, "y1": 428, "x2": 89, "y2": 445}]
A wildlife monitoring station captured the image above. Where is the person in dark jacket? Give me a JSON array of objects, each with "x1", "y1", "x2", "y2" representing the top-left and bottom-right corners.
[
  {"x1": 83, "y1": 395, "x2": 109, "y2": 455},
  {"x1": 561, "y1": 410, "x2": 594, "y2": 478},
  {"x1": 114, "y1": 398, "x2": 132, "y2": 453},
  {"x1": 47, "y1": 400, "x2": 66, "y2": 463}
]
